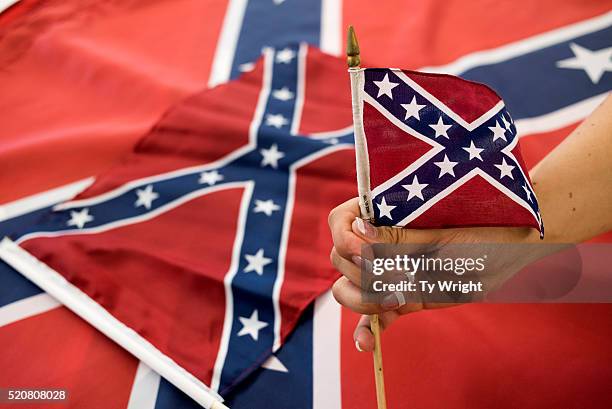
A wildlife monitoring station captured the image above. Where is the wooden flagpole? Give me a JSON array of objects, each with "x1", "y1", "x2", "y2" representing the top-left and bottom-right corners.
[{"x1": 347, "y1": 25, "x2": 388, "y2": 409}]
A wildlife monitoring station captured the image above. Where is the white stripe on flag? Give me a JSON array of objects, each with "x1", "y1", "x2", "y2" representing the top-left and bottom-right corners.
[
  {"x1": 0, "y1": 293, "x2": 60, "y2": 328},
  {"x1": 208, "y1": 0, "x2": 249, "y2": 87},
  {"x1": 320, "y1": 0, "x2": 342, "y2": 56},
  {"x1": 313, "y1": 290, "x2": 342, "y2": 409},
  {"x1": 0, "y1": 178, "x2": 94, "y2": 222},
  {"x1": 516, "y1": 92, "x2": 609, "y2": 137},
  {"x1": 210, "y1": 182, "x2": 255, "y2": 392},
  {"x1": 420, "y1": 10, "x2": 612, "y2": 75},
  {"x1": 0, "y1": 0, "x2": 19, "y2": 14},
  {"x1": 127, "y1": 362, "x2": 162, "y2": 409}
]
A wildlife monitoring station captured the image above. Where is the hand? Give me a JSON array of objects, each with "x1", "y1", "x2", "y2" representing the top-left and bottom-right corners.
[{"x1": 328, "y1": 197, "x2": 539, "y2": 352}]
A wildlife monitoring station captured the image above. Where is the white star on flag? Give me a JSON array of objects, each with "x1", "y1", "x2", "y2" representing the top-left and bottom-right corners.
[
  {"x1": 272, "y1": 0, "x2": 286, "y2": 5},
  {"x1": 244, "y1": 249, "x2": 273, "y2": 275},
  {"x1": 373, "y1": 73, "x2": 399, "y2": 99},
  {"x1": 67, "y1": 208, "x2": 93, "y2": 229},
  {"x1": 495, "y1": 157, "x2": 515, "y2": 179},
  {"x1": 376, "y1": 196, "x2": 396, "y2": 220},
  {"x1": 434, "y1": 154, "x2": 458, "y2": 178},
  {"x1": 556, "y1": 43, "x2": 612, "y2": 84},
  {"x1": 135, "y1": 185, "x2": 159, "y2": 209},
  {"x1": 463, "y1": 140, "x2": 484, "y2": 161},
  {"x1": 275, "y1": 48, "x2": 296, "y2": 64},
  {"x1": 402, "y1": 176, "x2": 428, "y2": 201},
  {"x1": 261, "y1": 354, "x2": 288, "y2": 373},
  {"x1": 260, "y1": 144, "x2": 285, "y2": 168},
  {"x1": 522, "y1": 184, "x2": 533, "y2": 202},
  {"x1": 501, "y1": 114, "x2": 512, "y2": 130},
  {"x1": 237, "y1": 310, "x2": 269, "y2": 341},
  {"x1": 429, "y1": 116, "x2": 451, "y2": 138},
  {"x1": 238, "y1": 62, "x2": 255, "y2": 72},
  {"x1": 489, "y1": 120, "x2": 507, "y2": 142},
  {"x1": 265, "y1": 113, "x2": 289, "y2": 129},
  {"x1": 272, "y1": 87, "x2": 294, "y2": 101},
  {"x1": 254, "y1": 199, "x2": 281, "y2": 216},
  {"x1": 199, "y1": 170, "x2": 224, "y2": 186},
  {"x1": 400, "y1": 96, "x2": 425, "y2": 121}
]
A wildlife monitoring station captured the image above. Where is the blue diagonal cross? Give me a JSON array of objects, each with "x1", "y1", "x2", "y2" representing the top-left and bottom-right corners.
[
  {"x1": 363, "y1": 69, "x2": 541, "y2": 231},
  {"x1": 9, "y1": 44, "x2": 353, "y2": 394}
]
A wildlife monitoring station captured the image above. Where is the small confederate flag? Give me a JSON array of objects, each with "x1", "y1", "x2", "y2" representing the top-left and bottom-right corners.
[{"x1": 352, "y1": 68, "x2": 544, "y2": 236}]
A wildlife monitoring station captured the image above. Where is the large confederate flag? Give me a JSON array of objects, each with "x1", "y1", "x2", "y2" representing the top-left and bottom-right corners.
[
  {"x1": 1, "y1": 44, "x2": 356, "y2": 406},
  {"x1": 0, "y1": 1, "x2": 611, "y2": 408}
]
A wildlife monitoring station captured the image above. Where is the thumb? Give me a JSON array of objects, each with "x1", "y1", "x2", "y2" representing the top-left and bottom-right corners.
[
  {"x1": 353, "y1": 315, "x2": 375, "y2": 352},
  {"x1": 352, "y1": 217, "x2": 442, "y2": 245}
]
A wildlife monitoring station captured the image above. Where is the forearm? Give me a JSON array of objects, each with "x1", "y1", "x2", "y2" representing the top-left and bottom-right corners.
[{"x1": 530, "y1": 94, "x2": 612, "y2": 243}]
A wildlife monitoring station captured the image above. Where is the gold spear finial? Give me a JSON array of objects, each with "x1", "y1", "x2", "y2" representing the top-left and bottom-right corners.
[{"x1": 347, "y1": 25, "x2": 360, "y2": 68}]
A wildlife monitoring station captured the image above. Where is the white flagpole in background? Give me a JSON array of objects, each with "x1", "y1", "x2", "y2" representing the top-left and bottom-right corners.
[{"x1": 0, "y1": 238, "x2": 229, "y2": 409}]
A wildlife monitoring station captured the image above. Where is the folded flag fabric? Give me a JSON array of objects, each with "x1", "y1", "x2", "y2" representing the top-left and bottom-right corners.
[
  {"x1": 353, "y1": 68, "x2": 543, "y2": 235},
  {"x1": 0, "y1": 44, "x2": 356, "y2": 406},
  {"x1": 1, "y1": 1, "x2": 611, "y2": 408}
]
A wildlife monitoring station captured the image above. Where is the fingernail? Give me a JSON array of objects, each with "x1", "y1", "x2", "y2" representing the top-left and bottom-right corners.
[
  {"x1": 363, "y1": 258, "x2": 373, "y2": 275},
  {"x1": 354, "y1": 217, "x2": 377, "y2": 239},
  {"x1": 355, "y1": 339, "x2": 363, "y2": 352},
  {"x1": 351, "y1": 255, "x2": 362, "y2": 266},
  {"x1": 396, "y1": 291, "x2": 406, "y2": 307},
  {"x1": 381, "y1": 292, "x2": 406, "y2": 310},
  {"x1": 355, "y1": 217, "x2": 366, "y2": 235}
]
